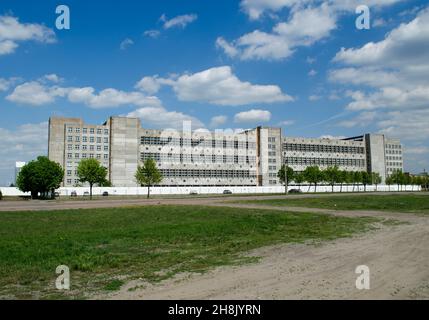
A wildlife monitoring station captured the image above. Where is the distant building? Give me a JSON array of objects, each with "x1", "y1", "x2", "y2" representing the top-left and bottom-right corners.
[
  {"x1": 48, "y1": 116, "x2": 404, "y2": 187},
  {"x1": 15, "y1": 161, "x2": 26, "y2": 185}
]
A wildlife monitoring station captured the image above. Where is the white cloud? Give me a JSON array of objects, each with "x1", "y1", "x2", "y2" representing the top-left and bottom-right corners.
[
  {"x1": 308, "y1": 69, "x2": 317, "y2": 77},
  {"x1": 136, "y1": 66, "x2": 293, "y2": 106},
  {"x1": 0, "y1": 122, "x2": 48, "y2": 186},
  {"x1": 135, "y1": 76, "x2": 163, "y2": 95},
  {"x1": 7, "y1": 80, "x2": 162, "y2": 109},
  {"x1": 234, "y1": 109, "x2": 271, "y2": 123},
  {"x1": 6, "y1": 82, "x2": 66, "y2": 105},
  {"x1": 220, "y1": 1, "x2": 402, "y2": 61},
  {"x1": 0, "y1": 77, "x2": 20, "y2": 91},
  {"x1": 216, "y1": 37, "x2": 239, "y2": 58},
  {"x1": 120, "y1": 38, "x2": 134, "y2": 50},
  {"x1": 338, "y1": 111, "x2": 377, "y2": 128},
  {"x1": 143, "y1": 30, "x2": 161, "y2": 38},
  {"x1": 67, "y1": 87, "x2": 161, "y2": 109},
  {"x1": 161, "y1": 14, "x2": 198, "y2": 29},
  {"x1": 210, "y1": 115, "x2": 228, "y2": 128},
  {"x1": 278, "y1": 120, "x2": 295, "y2": 126},
  {"x1": 127, "y1": 106, "x2": 204, "y2": 130},
  {"x1": 42, "y1": 74, "x2": 62, "y2": 83},
  {"x1": 0, "y1": 15, "x2": 56, "y2": 56},
  {"x1": 309, "y1": 94, "x2": 322, "y2": 101}
]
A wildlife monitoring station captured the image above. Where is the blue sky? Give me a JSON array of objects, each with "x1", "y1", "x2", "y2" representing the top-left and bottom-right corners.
[{"x1": 1, "y1": 0, "x2": 428, "y2": 185}]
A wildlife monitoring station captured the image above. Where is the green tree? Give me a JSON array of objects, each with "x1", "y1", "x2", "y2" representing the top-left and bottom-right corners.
[
  {"x1": 135, "y1": 158, "x2": 163, "y2": 198},
  {"x1": 361, "y1": 171, "x2": 372, "y2": 192},
  {"x1": 390, "y1": 170, "x2": 404, "y2": 192},
  {"x1": 352, "y1": 171, "x2": 363, "y2": 192},
  {"x1": 303, "y1": 166, "x2": 323, "y2": 193},
  {"x1": 278, "y1": 165, "x2": 294, "y2": 194},
  {"x1": 294, "y1": 172, "x2": 305, "y2": 190},
  {"x1": 324, "y1": 166, "x2": 341, "y2": 193},
  {"x1": 371, "y1": 172, "x2": 382, "y2": 191},
  {"x1": 77, "y1": 159, "x2": 108, "y2": 200},
  {"x1": 0, "y1": 190, "x2": 2, "y2": 201},
  {"x1": 16, "y1": 156, "x2": 64, "y2": 199},
  {"x1": 338, "y1": 170, "x2": 348, "y2": 193},
  {"x1": 386, "y1": 176, "x2": 393, "y2": 192}
]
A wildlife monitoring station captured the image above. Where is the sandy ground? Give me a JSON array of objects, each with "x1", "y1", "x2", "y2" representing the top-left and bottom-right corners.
[
  {"x1": 2, "y1": 193, "x2": 428, "y2": 299},
  {"x1": 99, "y1": 212, "x2": 429, "y2": 300}
]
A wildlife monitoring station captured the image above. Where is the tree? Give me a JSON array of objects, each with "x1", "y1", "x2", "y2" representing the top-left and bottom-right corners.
[
  {"x1": 352, "y1": 171, "x2": 363, "y2": 192},
  {"x1": 386, "y1": 176, "x2": 393, "y2": 192},
  {"x1": 371, "y1": 172, "x2": 382, "y2": 191},
  {"x1": 338, "y1": 170, "x2": 348, "y2": 193},
  {"x1": 390, "y1": 170, "x2": 404, "y2": 192},
  {"x1": 278, "y1": 165, "x2": 294, "y2": 194},
  {"x1": 135, "y1": 158, "x2": 163, "y2": 198},
  {"x1": 77, "y1": 159, "x2": 108, "y2": 200},
  {"x1": 16, "y1": 156, "x2": 64, "y2": 199},
  {"x1": 0, "y1": 190, "x2": 2, "y2": 201},
  {"x1": 294, "y1": 172, "x2": 305, "y2": 190},
  {"x1": 361, "y1": 171, "x2": 372, "y2": 192},
  {"x1": 324, "y1": 166, "x2": 341, "y2": 193},
  {"x1": 303, "y1": 166, "x2": 323, "y2": 193}
]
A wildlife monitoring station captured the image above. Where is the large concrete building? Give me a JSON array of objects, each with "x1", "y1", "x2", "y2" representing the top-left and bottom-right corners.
[{"x1": 48, "y1": 117, "x2": 404, "y2": 187}]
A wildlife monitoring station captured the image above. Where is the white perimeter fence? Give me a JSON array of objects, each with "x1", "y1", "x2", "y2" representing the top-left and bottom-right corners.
[{"x1": 0, "y1": 184, "x2": 422, "y2": 197}]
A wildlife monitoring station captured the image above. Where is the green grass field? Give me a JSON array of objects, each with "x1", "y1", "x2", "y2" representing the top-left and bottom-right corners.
[
  {"x1": 237, "y1": 194, "x2": 429, "y2": 214},
  {"x1": 0, "y1": 205, "x2": 378, "y2": 299}
]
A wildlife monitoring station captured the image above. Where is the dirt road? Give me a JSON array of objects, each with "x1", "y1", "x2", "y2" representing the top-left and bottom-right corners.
[{"x1": 101, "y1": 212, "x2": 429, "y2": 300}]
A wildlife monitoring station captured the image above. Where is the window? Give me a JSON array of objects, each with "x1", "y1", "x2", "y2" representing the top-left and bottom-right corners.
[
  {"x1": 67, "y1": 136, "x2": 73, "y2": 142},
  {"x1": 97, "y1": 129, "x2": 102, "y2": 135},
  {"x1": 104, "y1": 137, "x2": 108, "y2": 143},
  {"x1": 90, "y1": 128, "x2": 95, "y2": 134},
  {"x1": 75, "y1": 128, "x2": 80, "y2": 133},
  {"x1": 83, "y1": 136, "x2": 87, "y2": 143},
  {"x1": 75, "y1": 153, "x2": 80, "y2": 159},
  {"x1": 75, "y1": 136, "x2": 80, "y2": 142},
  {"x1": 97, "y1": 137, "x2": 101, "y2": 144},
  {"x1": 67, "y1": 179, "x2": 72, "y2": 184},
  {"x1": 67, "y1": 153, "x2": 72, "y2": 159},
  {"x1": 104, "y1": 129, "x2": 109, "y2": 135},
  {"x1": 82, "y1": 128, "x2": 87, "y2": 134},
  {"x1": 82, "y1": 145, "x2": 87, "y2": 150},
  {"x1": 104, "y1": 154, "x2": 109, "y2": 159},
  {"x1": 75, "y1": 145, "x2": 80, "y2": 150},
  {"x1": 90, "y1": 137, "x2": 95, "y2": 143}
]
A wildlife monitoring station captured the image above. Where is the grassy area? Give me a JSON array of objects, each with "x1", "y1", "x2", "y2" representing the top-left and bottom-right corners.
[
  {"x1": 236, "y1": 194, "x2": 429, "y2": 214},
  {"x1": 0, "y1": 205, "x2": 379, "y2": 299}
]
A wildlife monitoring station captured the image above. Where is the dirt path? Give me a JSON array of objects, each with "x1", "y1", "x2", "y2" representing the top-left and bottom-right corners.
[{"x1": 98, "y1": 207, "x2": 429, "y2": 300}]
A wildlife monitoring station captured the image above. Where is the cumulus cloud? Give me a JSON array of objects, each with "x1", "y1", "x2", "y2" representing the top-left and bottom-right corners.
[
  {"x1": 0, "y1": 122, "x2": 48, "y2": 186},
  {"x1": 127, "y1": 106, "x2": 204, "y2": 130},
  {"x1": 209, "y1": 115, "x2": 228, "y2": 128},
  {"x1": 234, "y1": 109, "x2": 271, "y2": 123},
  {"x1": 337, "y1": 111, "x2": 377, "y2": 128},
  {"x1": 6, "y1": 79, "x2": 162, "y2": 108},
  {"x1": 136, "y1": 66, "x2": 293, "y2": 106},
  {"x1": 0, "y1": 15, "x2": 56, "y2": 56},
  {"x1": 219, "y1": 1, "x2": 402, "y2": 61},
  {"x1": 120, "y1": 38, "x2": 134, "y2": 50},
  {"x1": 143, "y1": 30, "x2": 161, "y2": 38},
  {"x1": 161, "y1": 13, "x2": 198, "y2": 29}
]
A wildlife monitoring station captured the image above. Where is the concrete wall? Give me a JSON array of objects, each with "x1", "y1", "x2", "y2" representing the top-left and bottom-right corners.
[
  {"x1": 365, "y1": 134, "x2": 387, "y2": 183},
  {"x1": 109, "y1": 117, "x2": 140, "y2": 187},
  {"x1": 1, "y1": 185, "x2": 421, "y2": 197}
]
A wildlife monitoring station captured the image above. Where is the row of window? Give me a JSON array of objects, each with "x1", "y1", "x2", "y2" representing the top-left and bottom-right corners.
[
  {"x1": 386, "y1": 150, "x2": 402, "y2": 155},
  {"x1": 159, "y1": 169, "x2": 257, "y2": 179},
  {"x1": 387, "y1": 162, "x2": 402, "y2": 167},
  {"x1": 285, "y1": 157, "x2": 366, "y2": 167},
  {"x1": 67, "y1": 127, "x2": 109, "y2": 135},
  {"x1": 386, "y1": 156, "x2": 402, "y2": 161},
  {"x1": 283, "y1": 143, "x2": 365, "y2": 154},
  {"x1": 386, "y1": 144, "x2": 401, "y2": 149},
  {"x1": 141, "y1": 153, "x2": 256, "y2": 164},
  {"x1": 67, "y1": 136, "x2": 109, "y2": 144},
  {"x1": 141, "y1": 136, "x2": 257, "y2": 149},
  {"x1": 67, "y1": 153, "x2": 109, "y2": 160},
  {"x1": 68, "y1": 144, "x2": 109, "y2": 151}
]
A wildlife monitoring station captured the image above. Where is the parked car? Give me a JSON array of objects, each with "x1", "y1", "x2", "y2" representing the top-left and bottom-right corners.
[
  {"x1": 223, "y1": 190, "x2": 233, "y2": 195},
  {"x1": 189, "y1": 190, "x2": 198, "y2": 195},
  {"x1": 70, "y1": 191, "x2": 77, "y2": 197},
  {"x1": 54, "y1": 192, "x2": 60, "y2": 198},
  {"x1": 102, "y1": 191, "x2": 109, "y2": 197},
  {"x1": 83, "y1": 191, "x2": 90, "y2": 197},
  {"x1": 288, "y1": 189, "x2": 303, "y2": 194}
]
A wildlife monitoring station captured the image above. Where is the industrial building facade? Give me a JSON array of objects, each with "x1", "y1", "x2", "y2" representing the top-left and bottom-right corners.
[{"x1": 48, "y1": 117, "x2": 404, "y2": 187}]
